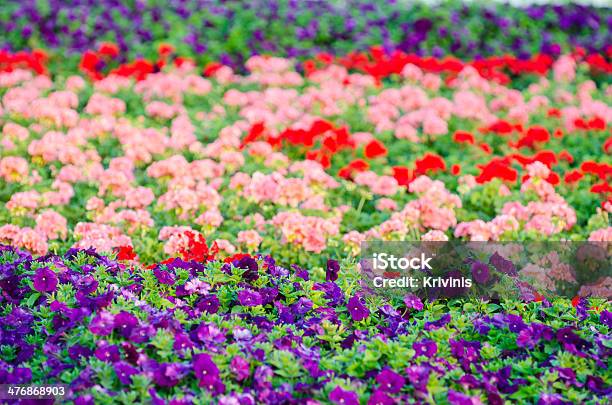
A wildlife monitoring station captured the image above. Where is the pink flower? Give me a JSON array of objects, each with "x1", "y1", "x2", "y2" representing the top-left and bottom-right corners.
[
  {"x1": 35, "y1": 210, "x2": 67, "y2": 240},
  {"x1": 0, "y1": 156, "x2": 29, "y2": 182},
  {"x1": 236, "y1": 230, "x2": 263, "y2": 251}
]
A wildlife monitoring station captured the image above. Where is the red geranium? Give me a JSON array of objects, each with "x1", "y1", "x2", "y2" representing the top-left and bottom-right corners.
[
  {"x1": 414, "y1": 153, "x2": 446, "y2": 175},
  {"x1": 364, "y1": 139, "x2": 387, "y2": 159}
]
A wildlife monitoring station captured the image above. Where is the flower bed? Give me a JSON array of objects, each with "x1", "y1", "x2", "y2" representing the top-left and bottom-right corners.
[
  {"x1": 0, "y1": 3, "x2": 611, "y2": 403},
  {"x1": 1, "y1": 1, "x2": 610, "y2": 70},
  {"x1": 1, "y1": 245, "x2": 610, "y2": 403}
]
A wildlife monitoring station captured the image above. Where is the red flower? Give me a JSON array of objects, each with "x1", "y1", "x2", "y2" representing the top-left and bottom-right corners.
[
  {"x1": 479, "y1": 143, "x2": 492, "y2": 154},
  {"x1": 80, "y1": 50, "x2": 99, "y2": 71},
  {"x1": 558, "y1": 150, "x2": 574, "y2": 163},
  {"x1": 158, "y1": 44, "x2": 175, "y2": 57},
  {"x1": 547, "y1": 108, "x2": 561, "y2": 118},
  {"x1": 452, "y1": 131, "x2": 475, "y2": 145},
  {"x1": 179, "y1": 231, "x2": 217, "y2": 262},
  {"x1": 203, "y1": 62, "x2": 223, "y2": 77},
  {"x1": 587, "y1": 116, "x2": 606, "y2": 131},
  {"x1": 487, "y1": 120, "x2": 514, "y2": 135},
  {"x1": 316, "y1": 53, "x2": 334, "y2": 64},
  {"x1": 451, "y1": 164, "x2": 461, "y2": 175},
  {"x1": 224, "y1": 253, "x2": 251, "y2": 263},
  {"x1": 364, "y1": 139, "x2": 387, "y2": 159},
  {"x1": 514, "y1": 126, "x2": 550, "y2": 149},
  {"x1": 476, "y1": 158, "x2": 517, "y2": 184},
  {"x1": 581, "y1": 161, "x2": 612, "y2": 179},
  {"x1": 243, "y1": 122, "x2": 266, "y2": 146},
  {"x1": 310, "y1": 119, "x2": 335, "y2": 136},
  {"x1": 303, "y1": 60, "x2": 317, "y2": 76},
  {"x1": 564, "y1": 170, "x2": 584, "y2": 184},
  {"x1": 604, "y1": 136, "x2": 612, "y2": 154},
  {"x1": 116, "y1": 246, "x2": 136, "y2": 261},
  {"x1": 554, "y1": 129, "x2": 564, "y2": 138},
  {"x1": 98, "y1": 42, "x2": 119, "y2": 58},
  {"x1": 415, "y1": 153, "x2": 446, "y2": 175},
  {"x1": 591, "y1": 182, "x2": 612, "y2": 194},
  {"x1": 392, "y1": 166, "x2": 412, "y2": 186},
  {"x1": 574, "y1": 118, "x2": 589, "y2": 130},
  {"x1": 349, "y1": 159, "x2": 369, "y2": 171}
]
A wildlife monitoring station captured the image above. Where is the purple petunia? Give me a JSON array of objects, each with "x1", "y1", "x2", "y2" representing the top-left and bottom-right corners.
[
  {"x1": 413, "y1": 339, "x2": 438, "y2": 358},
  {"x1": 326, "y1": 259, "x2": 340, "y2": 282},
  {"x1": 114, "y1": 361, "x2": 138, "y2": 385},
  {"x1": 471, "y1": 261, "x2": 490, "y2": 284},
  {"x1": 193, "y1": 353, "x2": 220, "y2": 388},
  {"x1": 489, "y1": 252, "x2": 517, "y2": 276},
  {"x1": 448, "y1": 390, "x2": 482, "y2": 405},
  {"x1": 197, "y1": 294, "x2": 220, "y2": 314},
  {"x1": 347, "y1": 294, "x2": 369, "y2": 321},
  {"x1": 114, "y1": 311, "x2": 138, "y2": 338},
  {"x1": 367, "y1": 389, "x2": 394, "y2": 405},
  {"x1": 403, "y1": 293, "x2": 423, "y2": 311},
  {"x1": 88, "y1": 311, "x2": 115, "y2": 336},
  {"x1": 329, "y1": 386, "x2": 359, "y2": 405},
  {"x1": 237, "y1": 289, "x2": 263, "y2": 307},
  {"x1": 32, "y1": 267, "x2": 58, "y2": 293},
  {"x1": 375, "y1": 368, "x2": 405, "y2": 394},
  {"x1": 153, "y1": 268, "x2": 176, "y2": 285},
  {"x1": 230, "y1": 356, "x2": 250, "y2": 381},
  {"x1": 424, "y1": 313, "x2": 451, "y2": 330},
  {"x1": 94, "y1": 343, "x2": 120, "y2": 363}
]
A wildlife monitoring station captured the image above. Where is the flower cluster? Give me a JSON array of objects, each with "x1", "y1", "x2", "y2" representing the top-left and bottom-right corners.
[{"x1": 0, "y1": 245, "x2": 610, "y2": 403}]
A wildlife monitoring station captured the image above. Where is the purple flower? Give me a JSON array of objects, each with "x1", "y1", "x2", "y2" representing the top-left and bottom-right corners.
[
  {"x1": 375, "y1": 368, "x2": 405, "y2": 393},
  {"x1": 489, "y1": 252, "x2": 517, "y2": 275},
  {"x1": 7, "y1": 367, "x2": 31, "y2": 384},
  {"x1": 367, "y1": 389, "x2": 394, "y2": 405},
  {"x1": 114, "y1": 311, "x2": 138, "y2": 338},
  {"x1": 424, "y1": 313, "x2": 451, "y2": 330},
  {"x1": 347, "y1": 295, "x2": 369, "y2": 321},
  {"x1": 537, "y1": 393, "x2": 571, "y2": 405},
  {"x1": 516, "y1": 322, "x2": 554, "y2": 349},
  {"x1": 94, "y1": 343, "x2": 120, "y2": 363},
  {"x1": 153, "y1": 363, "x2": 185, "y2": 387},
  {"x1": 600, "y1": 310, "x2": 611, "y2": 328},
  {"x1": 234, "y1": 256, "x2": 259, "y2": 282},
  {"x1": 197, "y1": 294, "x2": 220, "y2": 314},
  {"x1": 403, "y1": 293, "x2": 423, "y2": 311},
  {"x1": 230, "y1": 356, "x2": 250, "y2": 381},
  {"x1": 173, "y1": 332, "x2": 194, "y2": 351},
  {"x1": 586, "y1": 375, "x2": 611, "y2": 395},
  {"x1": 292, "y1": 264, "x2": 309, "y2": 280},
  {"x1": 32, "y1": 267, "x2": 58, "y2": 293},
  {"x1": 329, "y1": 386, "x2": 359, "y2": 405},
  {"x1": 556, "y1": 327, "x2": 589, "y2": 355},
  {"x1": 130, "y1": 325, "x2": 155, "y2": 343},
  {"x1": 293, "y1": 297, "x2": 313, "y2": 316},
  {"x1": 114, "y1": 362, "x2": 138, "y2": 385},
  {"x1": 153, "y1": 268, "x2": 176, "y2": 285},
  {"x1": 313, "y1": 282, "x2": 344, "y2": 306},
  {"x1": 326, "y1": 259, "x2": 340, "y2": 282},
  {"x1": 448, "y1": 390, "x2": 481, "y2": 405},
  {"x1": 259, "y1": 286, "x2": 279, "y2": 305},
  {"x1": 471, "y1": 261, "x2": 490, "y2": 284},
  {"x1": 89, "y1": 311, "x2": 115, "y2": 336},
  {"x1": 413, "y1": 339, "x2": 438, "y2": 358},
  {"x1": 193, "y1": 353, "x2": 220, "y2": 388},
  {"x1": 237, "y1": 289, "x2": 263, "y2": 307},
  {"x1": 68, "y1": 345, "x2": 93, "y2": 360},
  {"x1": 405, "y1": 365, "x2": 430, "y2": 392},
  {"x1": 505, "y1": 314, "x2": 527, "y2": 333}
]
